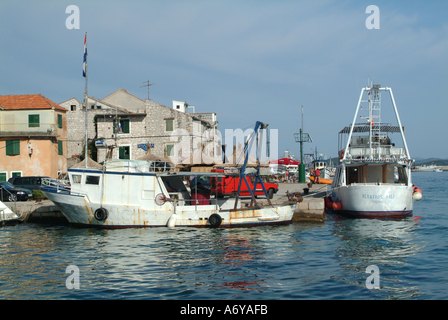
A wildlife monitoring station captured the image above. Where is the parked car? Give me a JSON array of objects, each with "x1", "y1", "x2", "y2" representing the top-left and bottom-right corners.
[
  {"x1": 210, "y1": 169, "x2": 279, "y2": 199},
  {"x1": 0, "y1": 182, "x2": 32, "y2": 202},
  {"x1": 8, "y1": 176, "x2": 50, "y2": 192}
]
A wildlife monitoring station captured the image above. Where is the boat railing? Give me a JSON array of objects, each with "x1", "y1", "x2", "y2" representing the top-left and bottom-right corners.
[
  {"x1": 346, "y1": 146, "x2": 408, "y2": 160},
  {"x1": 350, "y1": 182, "x2": 407, "y2": 186},
  {"x1": 0, "y1": 187, "x2": 18, "y2": 216},
  {"x1": 104, "y1": 159, "x2": 172, "y2": 173},
  {"x1": 41, "y1": 178, "x2": 71, "y2": 193},
  {"x1": 166, "y1": 194, "x2": 242, "y2": 212}
]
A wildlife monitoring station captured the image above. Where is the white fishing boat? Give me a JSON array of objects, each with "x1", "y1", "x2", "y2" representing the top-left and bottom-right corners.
[
  {"x1": 327, "y1": 84, "x2": 421, "y2": 218},
  {"x1": 41, "y1": 121, "x2": 296, "y2": 228},
  {"x1": 0, "y1": 200, "x2": 23, "y2": 226}
]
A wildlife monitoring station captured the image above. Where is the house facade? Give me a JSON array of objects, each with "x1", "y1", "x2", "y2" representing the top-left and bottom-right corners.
[
  {"x1": 0, "y1": 94, "x2": 68, "y2": 181},
  {"x1": 60, "y1": 89, "x2": 219, "y2": 165}
]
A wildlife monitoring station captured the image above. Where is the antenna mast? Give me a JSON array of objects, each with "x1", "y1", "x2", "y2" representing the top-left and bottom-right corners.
[{"x1": 141, "y1": 81, "x2": 155, "y2": 100}]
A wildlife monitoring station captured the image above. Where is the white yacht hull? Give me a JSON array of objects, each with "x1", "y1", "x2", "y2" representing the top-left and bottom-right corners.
[{"x1": 331, "y1": 184, "x2": 413, "y2": 218}]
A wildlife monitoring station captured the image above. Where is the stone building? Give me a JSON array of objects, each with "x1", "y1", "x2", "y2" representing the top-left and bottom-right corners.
[{"x1": 60, "y1": 89, "x2": 219, "y2": 166}]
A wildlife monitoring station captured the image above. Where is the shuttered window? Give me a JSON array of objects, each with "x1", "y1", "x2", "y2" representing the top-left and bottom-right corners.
[
  {"x1": 166, "y1": 144, "x2": 174, "y2": 157},
  {"x1": 28, "y1": 114, "x2": 40, "y2": 127},
  {"x1": 58, "y1": 141, "x2": 63, "y2": 155},
  {"x1": 119, "y1": 146, "x2": 130, "y2": 160},
  {"x1": 58, "y1": 114, "x2": 63, "y2": 128},
  {"x1": 166, "y1": 119, "x2": 173, "y2": 132},
  {"x1": 5, "y1": 140, "x2": 20, "y2": 156},
  {"x1": 113, "y1": 119, "x2": 130, "y2": 134}
]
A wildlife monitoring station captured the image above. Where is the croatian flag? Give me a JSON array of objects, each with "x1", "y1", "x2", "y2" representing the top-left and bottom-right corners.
[{"x1": 83, "y1": 33, "x2": 87, "y2": 77}]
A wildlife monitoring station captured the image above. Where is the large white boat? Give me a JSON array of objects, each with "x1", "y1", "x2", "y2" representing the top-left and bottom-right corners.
[
  {"x1": 41, "y1": 121, "x2": 296, "y2": 228},
  {"x1": 328, "y1": 84, "x2": 420, "y2": 218}
]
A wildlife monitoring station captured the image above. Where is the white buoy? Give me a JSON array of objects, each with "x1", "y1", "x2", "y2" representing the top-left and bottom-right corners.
[
  {"x1": 166, "y1": 213, "x2": 177, "y2": 227},
  {"x1": 412, "y1": 192, "x2": 422, "y2": 201}
]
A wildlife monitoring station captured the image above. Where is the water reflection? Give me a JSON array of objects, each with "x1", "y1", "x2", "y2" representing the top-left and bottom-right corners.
[
  {"x1": 0, "y1": 215, "x2": 430, "y2": 300},
  {"x1": 331, "y1": 215, "x2": 425, "y2": 299}
]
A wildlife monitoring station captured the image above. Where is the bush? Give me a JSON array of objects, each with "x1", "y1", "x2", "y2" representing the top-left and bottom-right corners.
[{"x1": 32, "y1": 189, "x2": 47, "y2": 200}]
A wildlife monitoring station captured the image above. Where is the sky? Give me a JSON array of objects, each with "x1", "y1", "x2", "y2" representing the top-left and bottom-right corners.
[{"x1": 1, "y1": 0, "x2": 447, "y2": 160}]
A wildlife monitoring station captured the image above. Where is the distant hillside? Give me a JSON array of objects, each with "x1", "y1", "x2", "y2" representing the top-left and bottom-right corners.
[{"x1": 415, "y1": 158, "x2": 448, "y2": 166}]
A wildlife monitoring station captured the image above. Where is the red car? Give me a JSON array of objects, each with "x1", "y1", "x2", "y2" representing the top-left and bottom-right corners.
[{"x1": 210, "y1": 169, "x2": 278, "y2": 199}]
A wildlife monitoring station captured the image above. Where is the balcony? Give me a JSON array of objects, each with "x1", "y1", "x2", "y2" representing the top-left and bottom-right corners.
[{"x1": 0, "y1": 122, "x2": 59, "y2": 138}]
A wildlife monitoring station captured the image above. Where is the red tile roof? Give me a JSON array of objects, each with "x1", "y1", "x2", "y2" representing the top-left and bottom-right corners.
[{"x1": 0, "y1": 94, "x2": 66, "y2": 112}]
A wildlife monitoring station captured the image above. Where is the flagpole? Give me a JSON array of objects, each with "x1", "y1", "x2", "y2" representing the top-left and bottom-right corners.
[{"x1": 83, "y1": 31, "x2": 88, "y2": 168}]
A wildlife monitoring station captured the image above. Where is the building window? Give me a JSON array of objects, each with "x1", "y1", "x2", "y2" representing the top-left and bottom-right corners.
[
  {"x1": 114, "y1": 119, "x2": 130, "y2": 134},
  {"x1": 28, "y1": 114, "x2": 40, "y2": 127},
  {"x1": 70, "y1": 105, "x2": 76, "y2": 111},
  {"x1": 6, "y1": 140, "x2": 20, "y2": 156},
  {"x1": 119, "y1": 146, "x2": 130, "y2": 160},
  {"x1": 0, "y1": 172, "x2": 7, "y2": 183},
  {"x1": 166, "y1": 119, "x2": 173, "y2": 132},
  {"x1": 11, "y1": 172, "x2": 22, "y2": 178},
  {"x1": 58, "y1": 114, "x2": 63, "y2": 128},
  {"x1": 58, "y1": 141, "x2": 63, "y2": 155}
]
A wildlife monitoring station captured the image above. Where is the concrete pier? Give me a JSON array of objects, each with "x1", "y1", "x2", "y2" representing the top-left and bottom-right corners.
[
  {"x1": 6, "y1": 200, "x2": 68, "y2": 224},
  {"x1": 6, "y1": 181, "x2": 328, "y2": 224},
  {"x1": 272, "y1": 182, "x2": 328, "y2": 222}
]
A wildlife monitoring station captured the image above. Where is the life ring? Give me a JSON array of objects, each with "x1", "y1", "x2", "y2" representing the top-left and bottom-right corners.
[
  {"x1": 340, "y1": 150, "x2": 344, "y2": 159},
  {"x1": 94, "y1": 208, "x2": 109, "y2": 221},
  {"x1": 208, "y1": 213, "x2": 222, "y2": 227}
]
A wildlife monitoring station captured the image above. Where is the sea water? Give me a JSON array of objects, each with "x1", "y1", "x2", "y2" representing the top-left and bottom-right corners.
[{"x1": 0, "y1": 172, "x2": 446, "y2": 300}]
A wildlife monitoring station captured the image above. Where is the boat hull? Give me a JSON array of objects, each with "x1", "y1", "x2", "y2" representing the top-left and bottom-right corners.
[
  {"x1": 43, "y1": 190, "x2": 296, "y2": 228},
  {"x1": 309, "y1": 176, "x2": 333, "y2": 185},
  {"x1": 331, "y1": 184, "x2": 413, "y2": 218},
  {"x1": 0, "y1": 201, "x2": 23, "y2": 226}
]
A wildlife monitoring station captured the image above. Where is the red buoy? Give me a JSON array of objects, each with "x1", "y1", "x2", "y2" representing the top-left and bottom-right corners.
[{"x1": 333, "y1": 202, "x2": 342, "y2": 210}]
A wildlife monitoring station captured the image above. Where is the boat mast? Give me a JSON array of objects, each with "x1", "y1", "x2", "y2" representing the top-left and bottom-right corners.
[
  {"x1": 343, "y1": 88, "x2": 365, "y2": 160},
  {"x1": 83, "y1": 31, "x2": 88, "y2": 169},
  {"x1": 387, "y1": 87, "x2": 411, "y2": 159}
]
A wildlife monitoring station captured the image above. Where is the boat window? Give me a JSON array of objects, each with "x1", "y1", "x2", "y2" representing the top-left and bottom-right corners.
[
  {"x1": 333, "y1": 168, "x2": 340, "y2": 187},
  {"x1": 72, "y1": 175, "x2": 82, "y2": 184},
  {"x1": 347, "y1": 167, "x2": 359, "y2": 184},
  {"x1": 86, "y1": 175, "x2": 100, "y2": 185},
  {"x1": 162, "y1": 176, "x2": 187, "y2": 192},
  {"x1": 397, "y1": 166, "x2": 408, "y2": 184}
]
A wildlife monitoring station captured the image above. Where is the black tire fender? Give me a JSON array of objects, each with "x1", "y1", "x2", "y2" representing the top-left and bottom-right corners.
[
  {"x1": 94, "y1": 208, "x2": 109, "y2": 221},
  {"x1": 208, "y1": 213, "x2": 222, "y2": 227}
]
